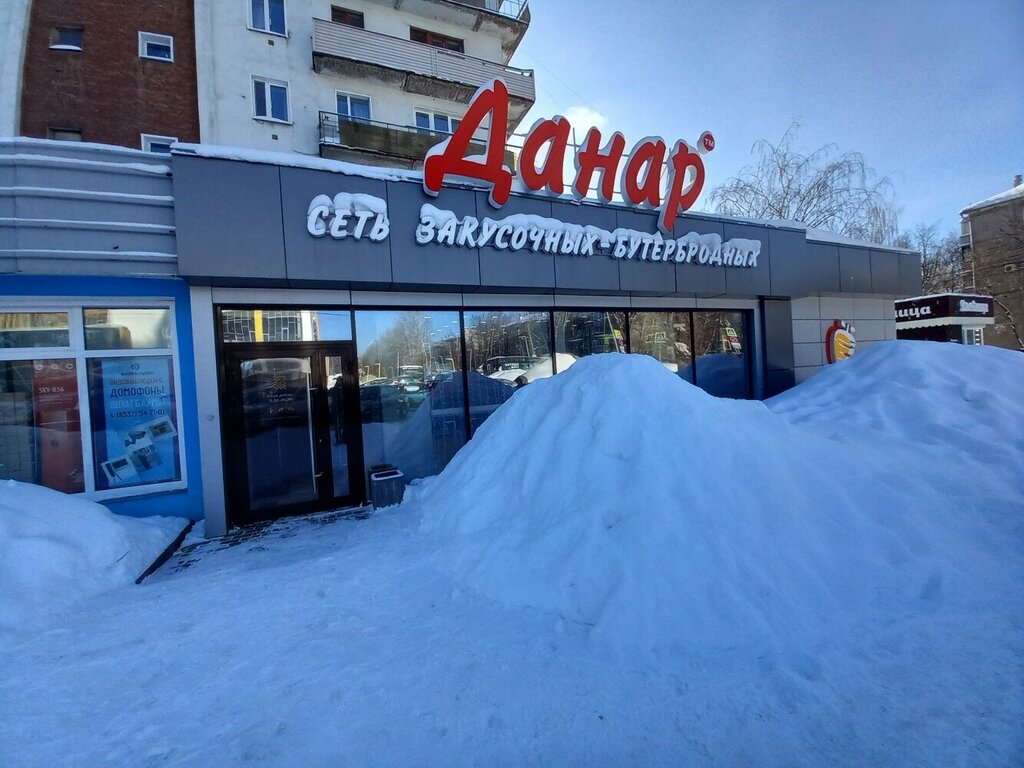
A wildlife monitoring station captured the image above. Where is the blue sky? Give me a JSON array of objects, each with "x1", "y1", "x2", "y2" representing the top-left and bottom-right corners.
[{"x1": 510, "y1": 0, "x2": 1023, "y2": 235}]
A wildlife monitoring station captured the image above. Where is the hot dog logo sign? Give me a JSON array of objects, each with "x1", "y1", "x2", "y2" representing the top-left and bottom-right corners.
[{"x1": 307, "y1": 79, "x2": 761, "y2": 269}]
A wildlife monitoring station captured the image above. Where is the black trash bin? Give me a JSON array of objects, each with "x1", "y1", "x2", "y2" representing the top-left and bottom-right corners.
[{"x1": 369, "y1": 465, "x2": 405, "y2": 509}]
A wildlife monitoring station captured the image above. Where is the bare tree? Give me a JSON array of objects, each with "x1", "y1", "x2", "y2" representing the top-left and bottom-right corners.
[
  {"x1": 908, "y1": 224, "x2": 968, "y2": 295},
  {"x1": 709, "y1": 123, "x2": 903, "y2": 245}
]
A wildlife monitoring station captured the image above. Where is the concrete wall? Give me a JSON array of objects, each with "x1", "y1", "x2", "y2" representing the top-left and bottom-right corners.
[
  {"x1": 195, "y1": 0, "x2": 513, "y2": 156},
  {"x1": 791, "y1": 295, "x2": 898, "y2": 383}
]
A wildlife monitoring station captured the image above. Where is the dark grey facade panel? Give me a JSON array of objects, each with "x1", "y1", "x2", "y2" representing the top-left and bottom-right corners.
[
  {"x1": 281, "y1": 167, "x2": 392, "y2": 285},
  {"x1": 838, "y1": 247, "x2": 873, "y2": 293},
  {"x1": 766, "y1": 228, "x2": 809, "y2": 295},
  {"x1": 799, "y1": 242, "x2": 842, "y2": 294},
  {"x1": 869, "y1": 249, "x2": 900, "y2": 294},
  {"x1": 550, "y1": 200, "x2": 620, "y2": 293},
  {"x1": 898, "y1": 252, "x2": 922, "y2": 297},
  {"x1": 764, "y1": 369, "x2": 797, "y2": 398},
  {"x1": 168, "y1": 154, "x2": 922, "y2": 299},
  {"x1": 475, "y1": 192, "x2": 556, "y2": 289},
  {"x1": 174, "y1": 156, "x2": 287, "y2": 280},
  {"x1": 762, "y1": 298, "x2": 795, "y2": 372},
  {"x1": 672, "y1": 215, "x2": 726, "y2": 296},
  {"x1": 615, "y1": 209, "x2": 675, "y2": 295},
  {"x1": 723, "y1": 221, "x2": 771, "y2": 296},
  {"x1": 388, "y1": 184, "x2": 480, "y2": 288}
]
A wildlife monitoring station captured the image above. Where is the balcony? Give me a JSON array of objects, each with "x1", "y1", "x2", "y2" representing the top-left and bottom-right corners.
[
  {"x1": 319, "y1": 112, "x2": 517, "y2": 170},
  {"x1": 357, "y1": 0, "x2": 530, "y2": 60},
  {"x1": 312, "y1": 18, "x2": 536, "y2": 130}
]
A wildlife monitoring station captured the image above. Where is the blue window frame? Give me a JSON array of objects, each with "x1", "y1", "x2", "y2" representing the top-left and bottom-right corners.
[
  {"x1": 251, "y1": 0, "x2": 286, "y2": 35},
  {"x1": 253, "y1": 77, "x2": 289, "y2": 122},
  {"x1": 337, "y1": 93, "x2": 371, "y2": 123}
]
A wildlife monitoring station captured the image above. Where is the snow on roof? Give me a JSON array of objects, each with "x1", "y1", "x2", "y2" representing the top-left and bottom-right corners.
[
  {"x1": 961, "y1": 182, "x2": 1024, "y2": 215},
  {"x1": 170, "y1": 142, "x2": 423, "y2": 182},
  {"x1": 805, "y1": 228, "x2": 917, "y2": 254},
  {"x1": 896, "y1": 292, "x2": 992, "y2": 303}
]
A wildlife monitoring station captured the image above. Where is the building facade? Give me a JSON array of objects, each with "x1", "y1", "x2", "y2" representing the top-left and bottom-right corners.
[
  {"x1": 194, "y1": 0, "x2": 533, "y2": 167},
  {"x1": 960, "y1": 176, "x2": 1024, "y2": 351},
  {"x1": 15, "y1": 0, "x2": 200, "y2": 151},
  {"x1": 1, "y1": 138, "x2": 919, "y2": 532}
]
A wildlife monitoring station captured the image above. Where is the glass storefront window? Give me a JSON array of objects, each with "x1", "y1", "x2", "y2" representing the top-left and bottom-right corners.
[
  {"x1": 553, "y1": 311, "x2": 626, "y2": 373},
  {"x1": 84, "y1": 308, "x2": 172, "y2": 350},
  {"x1": 464, "y1": 311, "x2": 552, "y2": 433},
  {"x1": 692, "y1": 311, "x2": 751, "y2": 398},
  {"x1": 628, "y1": 312, "x2": 694, "y2": 383},
  {"x1": 87, "y1": 355, "x2": 182, "y2": 490},
  {"x1": 220, "y1": 309, "x2": 352, "y2": 343},
  {"x1": 355, "y1": 310, "x2": 465, "y2": 481},
  {"x1": 0, "y1": 359, "x2": 84, "y2": 493},
  {"x1": 0, "y1": 312, "x2": 70, "y2": 348}
]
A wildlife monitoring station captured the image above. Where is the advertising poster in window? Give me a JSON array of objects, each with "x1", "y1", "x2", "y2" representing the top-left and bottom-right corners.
[
  {"x1": 89, "y1": 356, "x2": 180, "y2": 489},
  {"x1": 31, "y1": 358, "x2": 84, "y2": 493}
]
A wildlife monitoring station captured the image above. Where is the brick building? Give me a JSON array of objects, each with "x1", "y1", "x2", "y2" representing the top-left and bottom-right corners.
[
  {"x1": 960, "y1": 176, "x2": 1024, "y2": 350},
  {"x1": 17, "y1": 0, "x2": 200, "y2": 151}
]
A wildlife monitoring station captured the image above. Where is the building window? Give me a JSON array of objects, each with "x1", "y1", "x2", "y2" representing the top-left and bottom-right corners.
[
  {"x1": 0, "y1": 303, "x2": 185, "y2": 498},
  {"x1": 138, "y1": 32, "x2": 174, "y2": 62},
  {"x1": 691, "y1": 311, "x2": 750, "y2": 398},
  {"x1": 554, "y1": 311, "x2": 626, "y2": 365},
  {"x1": 355, "y1": 310, "x2": 465, "y2": 481},
  {"x1": 415, "y1": 111, "x2": 461, "y2": 135},
  {"x1": 628, "y1": 312, "x2": 694, "y2": 382},
  {"x1": 250, "y1": 0, "x2": 286, "y2": 35},
  {"x1": 331, "y1": 6, "x2": 364, "y2": 27},
  {"x1": 141, "y1": 134, "x2": 177, "y2": 153},
  {"x1": 252, "y1": 77, "x2": 290, "y2": 122},
  {"x1": 49, "y1": 27, "x2": 83, "y2": 51},
  {"x1": 337, "y1": 92, "x2": 371, "y2": 123},
  {"x1": 960, "y1": 217, "x2": 972, "y2": 250},
  {"x1": 47, "y1": 128, "x2": 82, "y2": 142},
  {"x1": 409, "y1": 27, "x2": 464, "y2": 53}
]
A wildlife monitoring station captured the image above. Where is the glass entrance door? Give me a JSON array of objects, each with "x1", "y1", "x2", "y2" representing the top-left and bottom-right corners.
[{"x1": 223, "y1": 344, "x2": 363, "y2": 526}]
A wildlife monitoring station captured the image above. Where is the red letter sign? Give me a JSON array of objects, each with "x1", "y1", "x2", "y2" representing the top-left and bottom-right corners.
[
  {"x1": 621, "y1": 137, "x2": 667, "y2": 209},
  {"x1": 423, "y1": 79, "x2": 513, "y2": 207},
  {"x1": 572, "y1": 128, "x2": 626, "y2": 204},
  {"x1": 519, "y1": 116, "x2": 571, "y2": 196},
  {"x1": 659, "y1": 141, "x2": 706, "y2": 234}
]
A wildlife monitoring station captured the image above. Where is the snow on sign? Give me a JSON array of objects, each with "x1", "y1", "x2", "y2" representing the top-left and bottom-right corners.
[
  {"x1": 415, "y1": 204, "x2": 761, "y2": 268},
  {"x1": 423, "y1": 79, "x2": 714, "y2": 235}
]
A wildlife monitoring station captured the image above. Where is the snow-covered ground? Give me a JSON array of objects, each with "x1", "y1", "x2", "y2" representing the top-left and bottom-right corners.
[{"x1": 1, "y1": 341, "x2": 1022, "y2": 767}]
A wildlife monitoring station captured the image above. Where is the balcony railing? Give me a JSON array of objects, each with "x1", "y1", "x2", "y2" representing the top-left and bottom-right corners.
[
  {"x1": 312, "y1": 18, "x2": 536, "y2": 104},
  {"x1": 319, "y1": 111, "x2": 516, "y2": 168},
  {"x1": 447, "y1": 0, "x2": 529, "y2": 22}
]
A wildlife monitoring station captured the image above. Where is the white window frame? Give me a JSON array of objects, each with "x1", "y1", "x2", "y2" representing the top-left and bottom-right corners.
[
  {"x1": 413, "y1": 108, "x2": 463, "y2": 135},
  {"x1": 138, "y1": 31, "x2": 174, "y2": 62},
  {"x1": 0, "y1": 297, "x2": 189, "y2": 503},
  {"x1": 335, "y1": 91, "x2": 372, "y2": 122},
  {"x1": 141, "y1": 134, "x2": 178, "y2": 153},
  {"x1": 252, "y1": 76, "x2": 291, "y2": 124},
  {"x1": 248, "y1": 0, "x2": 288, "y2": 37}
]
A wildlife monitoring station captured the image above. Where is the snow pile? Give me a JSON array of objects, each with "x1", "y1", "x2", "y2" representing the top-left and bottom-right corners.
[
  {"x1": 0, "y1": 481, "x2": 186, "y2": 636},
  {"x1": 413, "y1": 343, "x2": 1024, "y2": 663}
]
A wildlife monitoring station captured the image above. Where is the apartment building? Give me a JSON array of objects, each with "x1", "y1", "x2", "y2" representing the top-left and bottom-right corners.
[
  {"x1": 960, "y1": 175, "x2": 1024, "y2": 350},
  {"x1": 2, "y1": 0, "x2": 534, "y2": 167},
  {"x1": 193, "y1": 0, "x2": 535, "y2": 167},
  {"x1": 12, "y1": 0, "x2": 200, "y2": 151}
]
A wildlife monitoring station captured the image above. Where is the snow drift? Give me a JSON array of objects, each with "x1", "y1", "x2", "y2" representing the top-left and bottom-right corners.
[
  {"x1": 413, "y1": 342, "x2": 1024, "y2": 663},
  {"x1": 0, "y1": 480, "x2": 187, "y2": 636}
]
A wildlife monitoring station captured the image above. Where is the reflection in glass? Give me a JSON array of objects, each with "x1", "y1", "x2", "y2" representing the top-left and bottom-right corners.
[
  {"x1": 0, "y1": 312, "x2": 70, "y2": 348},
  {"x1": 553, "y1": 311, "x2": 626, "y2": 373},
  {"x1": 84, "y1": 308, "x2": 172, "y2": 350},
  {"x1": 464, "y1": 311, "x2": 552, "y2": 433},
  {"x1": 628, "y1": 312, "x2": 694, "y2": 382},
  {"x1": 355, "y1": 310, "x2": 465, "y2": 482},
  {"x1": 220, "y1": 309, "x2": 352, "y2": 343},
  {"x1": 0, "y1": 359, "x2": 84, "y2": 493},
  {"x1": 238, "y1": 356, "x2": 318, "y2": 511},
  {"x1": 692, "y1": 311, "x2": 750, "y2": 398},
  {"x1": 325, "y1": 355, "x2": 350, "y2": 498}
]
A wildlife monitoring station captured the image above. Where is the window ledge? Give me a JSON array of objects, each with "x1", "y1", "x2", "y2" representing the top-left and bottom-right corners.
[
  {"x1": 140, "y1": 55, "x2": 174, "y2": 63},
  {"x1": 49, "y1": 44, "x2": 82, "y2": 51},
  {"x1": 253, "y1": 116, "x2": 293, "y2": 125},
  {"x1": 247, "y1": 26, "x2": 289, "y2": 39}
]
